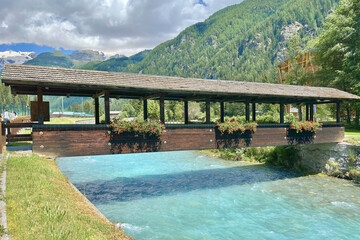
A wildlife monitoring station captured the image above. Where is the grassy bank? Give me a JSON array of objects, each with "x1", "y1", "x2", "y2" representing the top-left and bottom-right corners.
[{"x1": 6, "y1": 153, "x2": 130, "y2": 240}]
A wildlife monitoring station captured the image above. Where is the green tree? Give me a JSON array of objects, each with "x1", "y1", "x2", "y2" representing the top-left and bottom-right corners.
[{"x1": 312, "y1": 0, "x2": 360, "y2": 124}]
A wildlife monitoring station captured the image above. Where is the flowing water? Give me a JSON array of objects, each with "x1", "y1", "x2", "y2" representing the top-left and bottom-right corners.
[{"x1": 57, "y1": 151, "x2": 360, "y2": 240}]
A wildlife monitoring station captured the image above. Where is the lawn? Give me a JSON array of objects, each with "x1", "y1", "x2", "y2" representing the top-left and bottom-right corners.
[
  {"x1": 46, "y1": 117, "x2": 94, "y2": 124},
  {"x1": 6, "y1": 153, "x2": 131, "y2": 240}
]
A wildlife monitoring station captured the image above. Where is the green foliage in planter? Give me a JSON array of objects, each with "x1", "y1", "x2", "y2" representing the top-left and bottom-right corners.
[
  {"x1": 216, "y1": 119, "x2": 258, "y2": 135},
  {"x1": 108, "y1": 119, "x2": 165, "y2": 137},
  {"x1": 289, "y1": 121, "x2": 323, "y2": 133}
]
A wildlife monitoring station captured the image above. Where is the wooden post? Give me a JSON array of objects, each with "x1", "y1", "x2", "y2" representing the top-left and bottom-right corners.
[
  {"x1": 143, "y1": 100, "x2": 148, "y2": 121},
  {"x1": 252, "y1": 103, "x2": 256, "y2": 122},
  {"x1": 280, "y1": 103, "x2": 284, "y2": 124},
  {"x1": 160, "y1": 96, "x2": 165, "y2": 123},
  {"x1": 206, "y1": 99, "x2": 211, "y2": 124},
  {"x1": 104, "y1": 91, "x2": 110, "y2": 124},
  {"x1": 184, "y1": 100, "x2": 189, "y2": 124},
  {"x1": 310, "y1": 104, "x2": 314, "y2": 121},
  {"x1": 336, "y1": 102, "x2": 341, "y2": 123},
  {"x1": 94, "y1": 97, "x2": 100, "y2": 124},
  {"x1": 220, "y1": 101, "x2": 225, "y2": 123},
  {"x1": 298, "y1": 105, "x2": 303, "y2": 121},
  {"x1": 37, "y1": 87, "x2": 43, "y2": 124},
  {"x1": 306, "y1": 103, "x2": 310, "y2": 121},
  {"x1": 245, "y1": 102, "x2": 250, "y2": 121}
]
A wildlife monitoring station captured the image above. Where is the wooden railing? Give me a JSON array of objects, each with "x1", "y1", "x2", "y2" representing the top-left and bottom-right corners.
[{"x1": 1, "y1": 117, "x2": 34, "y2": 142}]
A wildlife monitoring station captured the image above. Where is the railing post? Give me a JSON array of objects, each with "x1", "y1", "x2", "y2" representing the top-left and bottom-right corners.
[
  {"x1": 184, "y1": 100, "x2": 189, "y2": 124},
  {"x1": 160, "y1": 96, "x2": 165, "y2": 123},
  {"x1": 94, "y1": 97, "x2": 100, "y2": 124},
  {"x1": 280, "y1": 103, "x2": 284, "y2": 124},
  {"x1": 220, "y1": 101, "x2": 225, "y2": 123},
  {"x1": 245, "y1": 102, "x2": 250, "y2": 122},
  {"x1": 206, "y1": 99, "x2": 211, "y2": 124},
  {"x1": 143, "y1": 99, "x2": 148, "y2": 121},
  {"x1": 336, "y1": 102, "x2": 341, "y2": 123},
  {"x1": 104, "y1": 91, "x2": 110, "y2": 124},
  {"x1": 252, "y1": 103, "x2": 256, "y2": 122}
]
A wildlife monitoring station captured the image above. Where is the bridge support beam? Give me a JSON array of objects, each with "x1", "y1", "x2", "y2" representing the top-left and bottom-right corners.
[
  {"x1": 104, "y1": 91, "x2": 110, "y2": 124},
  {"x1": 310, "y1": 104, "x2": 314, "y2": 121},
  {"x1": 245, "y1": 102, "x2": 250, "y2": 122},
  {"x1": 37, "y1": 87, "x2": 44, "y2": 125},
  {"x1": 220, "y1": 101, "x2": 225, "y2": 123},
  {"x1": 280, "y1": 103, "x2": 284, "y2": 124},
  {"x1": 206, "y1": 99, "x2": 210, "y2": 124},
  {"x1": 184, "y1": 100, "x2": 189, "y2": 124},
  {"x1": 160, "y1": 96, "x2": 165, "y2": 123},
  {"x1": 252, "y1": 103, "x2": 256, "y2": 122},
  {"x1": 143, "y1": 100, "x2": 148, "y2": 121},
  {"x1": 298, "y1": 105, "x2": 303, "y2": 121},
  {"x1": 94, "y1": 97, "x2": 100, "y2": 124},
  {"x1": 336, "y1": 102, "x2": 341, "y2": 123},
  {"x1": 306, "y1": 103, "x2": 310, "y2": 121}
]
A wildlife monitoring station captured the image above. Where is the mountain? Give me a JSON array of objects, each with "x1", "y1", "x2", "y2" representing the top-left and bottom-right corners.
[
  {"x1": 24, "y1": 51, "x2": 74, "y2": 68},
  {"x1": 125, "y1": 0, "x2": 339, "y2": 83},
  {"x1": 69, "y1": 50, "x2": 105, "y2": 62},
  {"x1": 0, "y1": 50, "x2": 37, "y2": 72},
  {"x1": 80, "y1": 50, "x2": 151, "y2": 72},
  {"x1": 24, "y1": 50, "x2": 107, "y2": 68}
]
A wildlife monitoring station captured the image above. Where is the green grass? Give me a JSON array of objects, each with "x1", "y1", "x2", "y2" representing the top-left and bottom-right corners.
[
  {"x1": 46, "y1": 117, "x2": 93, "y2": 125},
  {"x1": 6, "y1": 153, "x2": 131, "y2": 240}
]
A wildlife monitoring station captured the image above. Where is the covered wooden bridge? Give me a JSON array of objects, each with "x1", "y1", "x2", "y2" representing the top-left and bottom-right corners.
[{"x1": 1, "y1": 64, "x2": 359, "y2": 157}]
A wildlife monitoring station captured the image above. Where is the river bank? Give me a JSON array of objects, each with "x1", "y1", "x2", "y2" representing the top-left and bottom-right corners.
[
  {"x1": 203, "y1": 141, "x2": 360, "y2": 183},
  {"x1": 5, "y1": 151, "x2": 131, "y2": 240}
]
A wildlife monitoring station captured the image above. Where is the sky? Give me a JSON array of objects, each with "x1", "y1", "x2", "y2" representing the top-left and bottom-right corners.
[{"x1": 0, "y1": 0, "x2": 242, "y2": 56}]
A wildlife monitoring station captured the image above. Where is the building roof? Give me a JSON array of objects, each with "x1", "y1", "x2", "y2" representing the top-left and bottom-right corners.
[{"x1": 1, "y1": 64, "x2": 359, "y2": 103}]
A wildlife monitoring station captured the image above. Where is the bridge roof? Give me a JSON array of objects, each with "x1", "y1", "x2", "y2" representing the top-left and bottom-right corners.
[{"x1": 1, "y1": 64, "x2": 359, "y2": 103}]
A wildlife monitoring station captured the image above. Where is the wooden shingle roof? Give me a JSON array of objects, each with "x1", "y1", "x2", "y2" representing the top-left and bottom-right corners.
[{"x1": 1, "y1": 64, "x2": 359, "y2": 103}]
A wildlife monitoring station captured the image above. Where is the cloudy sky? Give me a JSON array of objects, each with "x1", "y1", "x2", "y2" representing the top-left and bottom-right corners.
[{"x1": 0, "y1": 0, "x2": 242, "y2": 56}]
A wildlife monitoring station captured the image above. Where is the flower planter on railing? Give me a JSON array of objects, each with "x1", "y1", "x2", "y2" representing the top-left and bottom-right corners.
[
  {"x1": 107, "y1": 119, "x2": 165, "y2": 153},
  {"x1": 107, "y1": 119, "x2": 165, "y2": 138},
  {"x1": 287, "y1": 121, "x2": 323, "y2": 144},
  {"x1": 215, "y1": 120, "x2": 257, "y2": 147}
]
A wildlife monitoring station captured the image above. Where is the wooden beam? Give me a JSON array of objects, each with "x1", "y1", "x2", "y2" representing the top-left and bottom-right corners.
[
  {"x1": 93, "y1": 90, "x2": 106, "y2": 98},
  {"x1": 206, "y1": 99, "x2": 211, "y2": 124},
  {"x1": 37, "y1": 87, "x2": 43, "y2": 124},
  {"x1": 310, "y1": 104, "x2": 314, "y2": 121},
  {"x1": 252, "y1": 103, "x2": 256, "y2": 122},
  {"x1": 298, "y1": 105, "x2": 303, "y2": 121},
  {"x1": 280, "y1": 103, "x2": 285, "y2": 124},
  {"x1": 336, "y1": 102, "x2": 341, "y2": 123},
  {"x1": 104, "y1": 91, "x2": 110, "y2": 124},
  {"x1": 184, "y1": 100, "x2": 189, "y2": 124},
  {"x1": 245, "y1": 102, "x2": 250, "y2": 122},
  {"x1": 94, "y1": 97, "x2": 100, "y2": 124},
  {"x1": 143, "y1": 100, "x2": 148, "y2": 121},
  {"x1": 220, "y1": 101, "x2": 225, "y2": 123},
  {"x1": 160, "y1": 96, "x2": 165, "y2": 123},
  {"x1": 143, "y1": 93, "x2": 164, "y2": 101}
]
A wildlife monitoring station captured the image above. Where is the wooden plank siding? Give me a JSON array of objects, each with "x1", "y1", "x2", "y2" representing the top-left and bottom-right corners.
[{"x1": 32, "y1": 125, "x2": 345, "y2": 158}]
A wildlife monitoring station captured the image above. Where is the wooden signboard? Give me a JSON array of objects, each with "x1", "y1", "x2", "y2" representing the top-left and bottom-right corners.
[{"x1": 31, "y1": 101, "x2": 50, "y2": 122}]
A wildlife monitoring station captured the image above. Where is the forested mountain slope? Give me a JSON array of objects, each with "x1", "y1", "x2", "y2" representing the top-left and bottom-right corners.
[{"x1": 126, "y1": 0, "x2": 339, "y2": 82}]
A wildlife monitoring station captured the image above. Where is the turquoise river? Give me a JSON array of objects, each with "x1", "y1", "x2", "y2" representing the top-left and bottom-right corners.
[{"x1": 57, "y1": 151, "x2": 360, "y2": 240}]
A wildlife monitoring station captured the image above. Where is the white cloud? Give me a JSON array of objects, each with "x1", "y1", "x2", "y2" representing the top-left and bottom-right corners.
[{"x1": 0, "y1": 0, "x2": 242, "y2": 56}]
